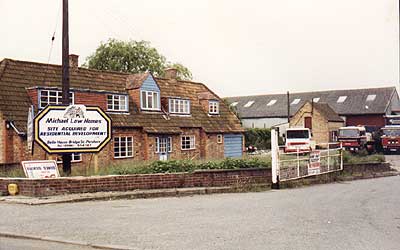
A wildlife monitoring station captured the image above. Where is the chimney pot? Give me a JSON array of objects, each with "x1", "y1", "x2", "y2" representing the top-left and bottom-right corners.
[
  {"x1": 69, "y1": 54, "x2": 79, "y2": 69},
  {"x1": 164, "y1": 68, "x2": 177, "y2": 79}
]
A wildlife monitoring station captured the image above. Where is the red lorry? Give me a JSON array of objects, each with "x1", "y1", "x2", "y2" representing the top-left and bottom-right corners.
[{"x1": 337, "y1": 126, "x2": 374, "y2": 153}]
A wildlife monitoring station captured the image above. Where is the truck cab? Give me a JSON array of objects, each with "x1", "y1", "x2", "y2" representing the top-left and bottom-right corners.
[
  {"x1": 284, "y1": 128, "x2": 312, "y2": 153},
  {"x1": 381, "y1": 125, "x2": 400, "y2": 153},
  {"x1": 338, "y1": 126, "x2": 373, "y2": 152}
]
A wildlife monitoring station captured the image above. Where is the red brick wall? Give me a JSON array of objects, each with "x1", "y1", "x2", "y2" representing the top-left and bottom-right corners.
[
  {"x1": 74, "y1": 92, "x2": 107, "y2": 110},
  {"x1": 0, "y1": 168, "x2": 271, "y2": 196},
  {"x1": 345, "y1": 114, "x2": 385, "y2": 127}
]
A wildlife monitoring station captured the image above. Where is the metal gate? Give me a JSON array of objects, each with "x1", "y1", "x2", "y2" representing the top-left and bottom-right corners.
[{"x1": 271, "y1": 129, "x2": 343, "y2": 184}]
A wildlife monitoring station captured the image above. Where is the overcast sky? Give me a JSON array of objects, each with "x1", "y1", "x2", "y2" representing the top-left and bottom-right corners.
[{"x1": 0, "y1": 0, "x2": 398, "y2": 97}]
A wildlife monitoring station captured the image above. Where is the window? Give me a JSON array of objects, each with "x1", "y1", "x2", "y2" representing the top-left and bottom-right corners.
[
  {"x1": 313, "y1": 97, "x2": 320, "y2": 103},
  {"x1": 267, "y1": 100, "x2": 277, "y2": 106},
  {"x1": 244, "y1": 101, "x2": 254, "y2": 107},
  {"x1": 181, "y1": 135, "x2": 195, "y2": 150},
  {"x1": 169, "y1": 99, "x2": 190, "y2": 114},
  {"x1": 107, "y1": 95, "x2": 128, "y2": 112},
  {"x1": 366, "y1": 94, "x2": 376, "y2": 101},
  {"x1": 141, "y1": 90, "x2": 160, "y2": 110},
  {"x1": 155, "y1": 137, "x2": 172, "y2": 153},
  {"x1": 217, "y1": 134, "x2": 223, "y2": 144},
  {"x1": 56, "y1": 153, "x2": 82, "y2": 163},
  {"x1": 337, "y1": 96, "x2": 347, "y2": 103},
  {"x1": 209, "y1": 101, "x2": 219, "y2": 114},
  {"x1": 291, "y1": 99, "x2": 301, "y2": 105},
  {"x1": 39, "y1": 90, "x2": 74, "y2": 109},
  {"x1": 114, "y1": 136, "x2": 133, "y2": 158},
  {"x1": 230, "y1": 102, "x2": 238, "y2": 107}
]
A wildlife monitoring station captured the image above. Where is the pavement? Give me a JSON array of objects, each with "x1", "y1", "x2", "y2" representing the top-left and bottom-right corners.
[{"x1": 1, "y1": 176, "x2": 400, "y2": 250}]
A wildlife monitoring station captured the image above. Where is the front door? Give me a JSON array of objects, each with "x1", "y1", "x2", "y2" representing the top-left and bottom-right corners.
[{"x1": 157, "y1": 137, "x2": 171, "y2": 161}]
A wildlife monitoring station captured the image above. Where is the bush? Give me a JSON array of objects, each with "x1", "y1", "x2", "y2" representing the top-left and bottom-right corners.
[{"x1": 342, "y1": 151, "x2": 385, "y2": 164}]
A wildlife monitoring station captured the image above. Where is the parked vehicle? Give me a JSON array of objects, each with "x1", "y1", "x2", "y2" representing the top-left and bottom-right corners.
[
  {"x1": 337, "y1": 126, "x2": 374, "y2": 153},
  {"x1": 284, "y1": 128, "x2": 312, "y2": 153},
  {"x1": 381, "y1": 125, "x2": 400, "y2": 153}
]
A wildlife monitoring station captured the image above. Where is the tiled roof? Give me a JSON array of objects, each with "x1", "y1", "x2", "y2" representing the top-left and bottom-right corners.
[
  {"x1": 309, "y1": 102, "x2": 343, "y2": 122},
  {"x1": 0, "y1": 58, "x2": 243, "y2": 134},
  {"x1": 226, "y1": 87, "x2": 399, "y2": 119}
]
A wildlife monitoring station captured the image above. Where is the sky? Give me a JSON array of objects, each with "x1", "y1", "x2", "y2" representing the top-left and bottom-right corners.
[{"x1": 0, "y1": 0, "x2": 399, "y2": 97}]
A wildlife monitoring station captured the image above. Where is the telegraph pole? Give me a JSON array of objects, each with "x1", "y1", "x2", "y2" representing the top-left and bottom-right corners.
[{"x1": 62, "y1": 0, "x2": 72, "y2": 175}]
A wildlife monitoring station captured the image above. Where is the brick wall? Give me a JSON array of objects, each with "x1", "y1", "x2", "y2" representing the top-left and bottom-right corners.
[
  {"x1": 74, "y1": 91, "x2": 107, "y2": 110},
  {"x1": 345, "y1": 114, "x2": 385, "y2": 128},
  {"x1": 0, "y1": 168, "x2": 271, "y2": 197}
]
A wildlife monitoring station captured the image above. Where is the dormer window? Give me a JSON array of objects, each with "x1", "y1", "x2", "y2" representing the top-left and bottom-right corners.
[
  {"x1": 107, "y1": 94, "x2": 128, "y2": 112},
  {"x1": 141, "y1": 90, "x2": 160, "y2": 111},
  {"x1": 39, "y1": 90, "x2": 74, "y2": 109},
  {"x1": 169, "y1": 98, "x2": 190, "y2": 114},
  {"x1": 209, "y1": 101, "x2": 219, "y2": 115}
]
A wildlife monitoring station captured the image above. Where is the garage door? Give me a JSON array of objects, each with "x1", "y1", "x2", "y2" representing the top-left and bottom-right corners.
[{"x1": 224, "y1": 134, "x2": 243, "y2": 158}]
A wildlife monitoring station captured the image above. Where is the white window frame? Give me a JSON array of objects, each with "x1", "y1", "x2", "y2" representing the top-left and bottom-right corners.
[
  {"x1": 155, "y1": 137, "x2": 172, "y2": 153},
  {"x1": 217, "y1": 134, "x2": 223, "y2": 144},
  {"x1": 107, "y1": 94, "x2": 128, "y2": 112},
  {"x1": 39, "y1": 90, "x2": 74, "y2": 109},
  {"x1": 337, "y1": 96, "x2": 347, "y2": 103},
  {"x1": 169, "y1": 98, "x2": 190, "y2": 114},
  {"x1": 291, "y1": 98, "x2": 301, "y2": 105},
  {"x1": 56, "y1": 153, "x2": 82, "y2": 163},
  {"x1": 209, "y1": 101, "x2": 219, "y2": 115},
  {"x1": 141, "y1": 90, "x2": 160, "y2": 111},
  {"x1": 114, "y1": 136, "x2": 134, "y2": 159},
  {"x1": 181, "y1": 135, "x2": 195, "y2": 150}
]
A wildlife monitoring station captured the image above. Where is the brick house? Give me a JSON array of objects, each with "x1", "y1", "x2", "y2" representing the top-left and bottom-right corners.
[
  {"x1": 289, "y1": 101, "x2": 344, "y2": 145},
  {"x1": 0, "y1": 56, "x2": 244, "y2": 168}
]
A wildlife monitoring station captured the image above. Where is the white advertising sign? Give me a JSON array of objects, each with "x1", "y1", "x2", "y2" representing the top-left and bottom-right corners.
[
  {"x1": 21, "y1": 160, "x2": 60, "y2": 179},
  {"x1": 34, "y1": 105, "x2": 112, "y2": 153},
  {"x1": 308, "y1": 150, "x2": 321, "y2": 175}
]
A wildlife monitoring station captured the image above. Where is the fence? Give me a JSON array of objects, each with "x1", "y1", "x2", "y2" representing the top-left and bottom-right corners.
[{"x1": 271, "y1": 129, "x2": 343, "y2": 184}]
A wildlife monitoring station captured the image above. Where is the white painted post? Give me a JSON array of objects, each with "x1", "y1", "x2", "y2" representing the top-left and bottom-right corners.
[{"x1": 271, "y1": 129, "x2": 279, "y2": 189}]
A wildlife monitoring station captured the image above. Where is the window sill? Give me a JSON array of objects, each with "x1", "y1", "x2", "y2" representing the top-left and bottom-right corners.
[
  {"x1": 114, "y1": 156, "x2": 134, "y2": 159},
  {"x1": 181, "y1": 148, "x2": 196, "y2": 151},
  {"x1": 106, "y1": 111, "x2": 130, "y2": 115}
]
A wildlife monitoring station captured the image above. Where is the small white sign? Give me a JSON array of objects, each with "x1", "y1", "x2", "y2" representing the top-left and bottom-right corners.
[
  {"x1": 34, "y1": 105, "x2": 112, "y2": 153},
  {"x1": 308, "y1": 150, "x2": 321, "y2": 175},
  {"x1": 21, "y1": 160, "x2": 60, "y2": 179}
]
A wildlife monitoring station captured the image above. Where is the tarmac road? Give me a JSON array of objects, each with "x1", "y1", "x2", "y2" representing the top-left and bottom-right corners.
[{"x1": 1, "y1": 176, "x2": 400, "y2": 250}]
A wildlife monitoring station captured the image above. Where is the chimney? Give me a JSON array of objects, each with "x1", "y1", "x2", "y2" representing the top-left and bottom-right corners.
[
  {"x1": 164, "y1": 68, "x2": 177, "y2": 79},
  {"x1": 69, "y1": 54, "x2": 79, "y2": 69}
]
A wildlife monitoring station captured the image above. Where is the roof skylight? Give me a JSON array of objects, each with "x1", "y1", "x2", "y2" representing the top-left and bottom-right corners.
[
  {"x1": 313, "y1": 98, "x2": 320, "y2": 103},
  {"x1": 267, "y1": 100, "x2": 277, "y2": 106},
  {"x1": 366, "y1": 94, "x2": 376, "y2": 102},
  {"x1": 230, "y1": 102, "x2": 238, "y2": 107},
  {"x1": 291, "y1": 99, "x2": 301, "y2": 105},
  {"x1": 244, "y1": 101, "x2": 255, "y2": 108},
  {"x1": 337, "y1": 96, "x2": 347, "y2": 103}
]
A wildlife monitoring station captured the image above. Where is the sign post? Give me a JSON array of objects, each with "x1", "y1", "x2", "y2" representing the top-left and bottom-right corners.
[{"x1": 34, "y1": 105, "x2": 112, "y2": 153}]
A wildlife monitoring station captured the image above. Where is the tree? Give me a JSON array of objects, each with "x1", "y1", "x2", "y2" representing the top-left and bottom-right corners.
[{"x1": 84, "y1": 39, "x2": 192, "y2": 80}]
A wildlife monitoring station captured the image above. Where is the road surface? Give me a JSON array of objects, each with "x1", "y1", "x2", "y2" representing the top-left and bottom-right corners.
[{"x1": 1, "y1": 175, "x2": 400, "y2": 250}]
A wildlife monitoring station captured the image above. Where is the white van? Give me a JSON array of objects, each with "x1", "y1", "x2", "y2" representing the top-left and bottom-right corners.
[{"x1": 284, "y1": 128, "x2": 312, "y2": 153}]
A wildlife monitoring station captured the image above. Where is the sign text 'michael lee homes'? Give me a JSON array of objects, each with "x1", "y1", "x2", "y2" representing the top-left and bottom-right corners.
[{"x1": 34, "y1": 105, "x2": 112, "y2": 153}]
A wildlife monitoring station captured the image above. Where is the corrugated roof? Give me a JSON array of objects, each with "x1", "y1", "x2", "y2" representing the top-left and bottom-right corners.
[
  {"x1": 0, "y1": 58, "x2": 244, "y2": 134},
  {"x1": 311, "y1": 102, "x2": 344, "y2": 122},
  {"x1": 226, "y1": 87, "x2": 399, "y2": 119}
]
